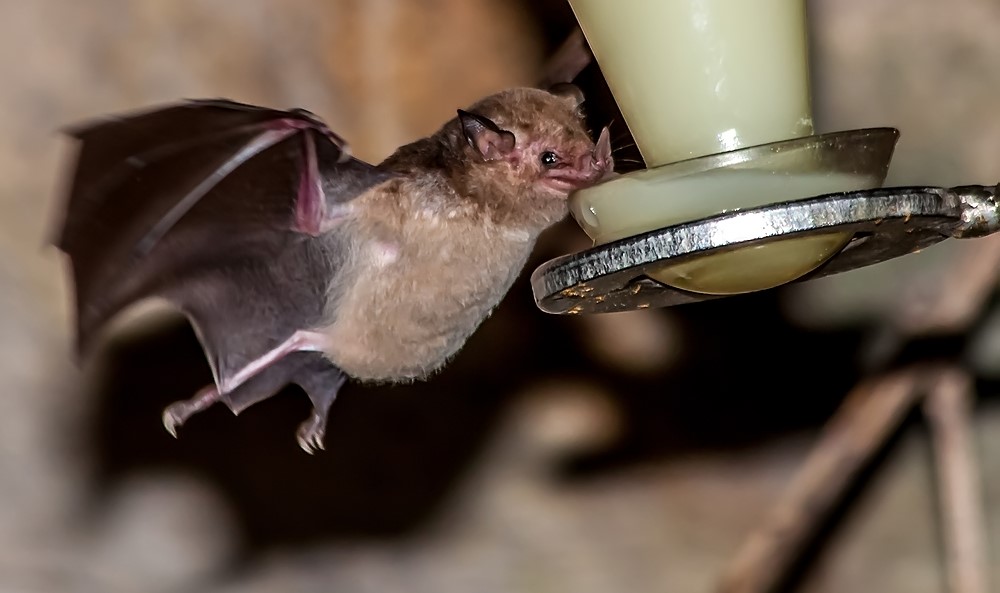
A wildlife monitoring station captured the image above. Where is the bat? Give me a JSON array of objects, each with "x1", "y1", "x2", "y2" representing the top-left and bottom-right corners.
[{"x1": 53, "y1": 85, "x2": 613, "y2": 453}]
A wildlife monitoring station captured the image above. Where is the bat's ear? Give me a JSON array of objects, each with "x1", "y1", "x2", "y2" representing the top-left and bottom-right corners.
[
  {"x1": 548, "y1": 82, "x2": 586, "y2": 108},
  {"x1": 458, "y1": 109, "x2": 515, "y2": 161}
]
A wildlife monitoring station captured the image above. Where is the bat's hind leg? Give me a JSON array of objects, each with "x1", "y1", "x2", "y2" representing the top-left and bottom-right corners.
[
  {"x1": 219, "y1": 330, "x2": 328, "y2": 393},
  {"x1": 161, "y1": 330, "x2": 331, "y2": 447},
  {"x1": 162, "y1": 385, "x2": 221, "y2": 438},
  {"x1": 294, "y1": 361, "x2": 347, "y2": 454}
]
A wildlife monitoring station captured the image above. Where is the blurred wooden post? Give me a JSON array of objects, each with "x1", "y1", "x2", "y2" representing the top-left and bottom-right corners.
[
  {"x1": 538, "y1": 28, "x2": 589, "y2": 87},
  {"x1": 925, "y1": 369, "x2": 989, "y2": 593},
  {"x1": 716, "y1": 370, "x2": 923, "y2": 593},
  {"x1": 714, "y1": 236, "x2": 1000, "y2": 593}
]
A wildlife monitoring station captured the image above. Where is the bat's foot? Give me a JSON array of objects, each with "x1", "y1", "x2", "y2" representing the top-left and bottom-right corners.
[
  {"x1": 294, "y1": 362, "x2": 346, "y2": 454},
  {"x1": 296, "y1": 412, "x2": 327, "y2": 454},
  {"x1": 162, "y1": 384, "x2": 221, "y2": 438}
]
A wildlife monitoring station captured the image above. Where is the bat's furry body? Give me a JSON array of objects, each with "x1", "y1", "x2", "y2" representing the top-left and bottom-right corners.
[{"x1": 55, "y1": 86, "x2": 611, "y2": 452}]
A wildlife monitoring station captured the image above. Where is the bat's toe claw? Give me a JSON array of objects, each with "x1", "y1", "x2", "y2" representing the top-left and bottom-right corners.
[
  {"x1": 162, "y1": 405, "x2": 185, "y2": 438},
  {"x1": 296, "y1": 412, "x2": 327, "y2": 454},
  {"x1": 161, "y1": 385, "x2": 222, "y2": 441}
]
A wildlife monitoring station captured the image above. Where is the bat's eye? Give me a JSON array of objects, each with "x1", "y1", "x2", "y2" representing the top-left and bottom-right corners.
[{"x1": 540, "y1": 151, "x2": 559, "y2": 168}]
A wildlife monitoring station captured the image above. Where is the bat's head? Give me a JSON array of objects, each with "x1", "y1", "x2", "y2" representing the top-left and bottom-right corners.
[{"x1": 451, "y1": 85, "x2": 613, "y2": 229}]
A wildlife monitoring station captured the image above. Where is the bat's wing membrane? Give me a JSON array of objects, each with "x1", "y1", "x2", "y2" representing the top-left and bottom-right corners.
[{"x1": 55, "y1": 99, "x2": 392, "y2": 399}]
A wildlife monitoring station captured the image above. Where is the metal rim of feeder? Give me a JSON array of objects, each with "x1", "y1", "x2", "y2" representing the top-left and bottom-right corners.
[{"x1": 532, "y1": 180, "x2": 1000, "y2": 315}]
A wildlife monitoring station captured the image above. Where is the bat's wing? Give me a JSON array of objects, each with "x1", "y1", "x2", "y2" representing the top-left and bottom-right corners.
[{"x1": 54, "y1": 99, "x2": 393, "y2": 449}]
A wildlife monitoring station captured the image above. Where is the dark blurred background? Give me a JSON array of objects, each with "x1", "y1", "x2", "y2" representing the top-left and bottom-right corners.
[{"x1": 2, "y1": 1, "x2": 1000, "y2": 591}]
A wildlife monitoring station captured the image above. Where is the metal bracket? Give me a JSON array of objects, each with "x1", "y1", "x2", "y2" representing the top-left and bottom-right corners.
[{"x1": 531, "y1": 184, "x2": 1000, "y2": 314}]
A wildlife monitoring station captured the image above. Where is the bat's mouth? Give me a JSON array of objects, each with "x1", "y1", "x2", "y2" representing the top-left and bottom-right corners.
[
  {"x1": 541, "y1": 167, "x2": 611, "y2": 194},
  {"x1": 542, "y1": 176, "x2": 589, "y2": 193}
]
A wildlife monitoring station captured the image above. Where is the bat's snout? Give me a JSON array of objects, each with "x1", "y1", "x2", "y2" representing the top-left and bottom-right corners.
[
  {"x1": 575, "y1": 127, "x2": 614, "y2": 186},
  {"x1": 593, "y1": 126, "x2": 612, "y2": 174},
  {"x1": 572, "y1": 127, "x2": 613, "y2": 177}
]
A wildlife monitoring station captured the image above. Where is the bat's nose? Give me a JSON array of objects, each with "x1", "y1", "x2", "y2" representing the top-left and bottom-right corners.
[
  {"x1": 571, "y1": 127, "x2": 613, "y2": 180},
  {"x1": 593, "y1": 126, "x2": 612, "y2": 169},
  {"x1": 591, "y1": 126, "x2": 614, "y2": 172}
]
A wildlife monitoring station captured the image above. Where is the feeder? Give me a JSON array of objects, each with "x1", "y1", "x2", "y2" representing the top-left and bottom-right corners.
[{"x1": 532, "y1": 0, "x2": 999, "y2": 314}]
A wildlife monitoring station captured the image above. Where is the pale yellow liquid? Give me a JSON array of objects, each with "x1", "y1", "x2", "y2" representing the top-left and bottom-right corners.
[
  {"x1": 571, "y1": 169, "x2": 878, "y2": 294},
  {"x1": 566, "y1": 0, "x2": 867, "y2": 294}
]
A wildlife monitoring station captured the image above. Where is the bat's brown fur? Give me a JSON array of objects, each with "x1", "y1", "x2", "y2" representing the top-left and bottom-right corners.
[{"x1": 320, "y1": 88, "x2": 611, "y2": 380}]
